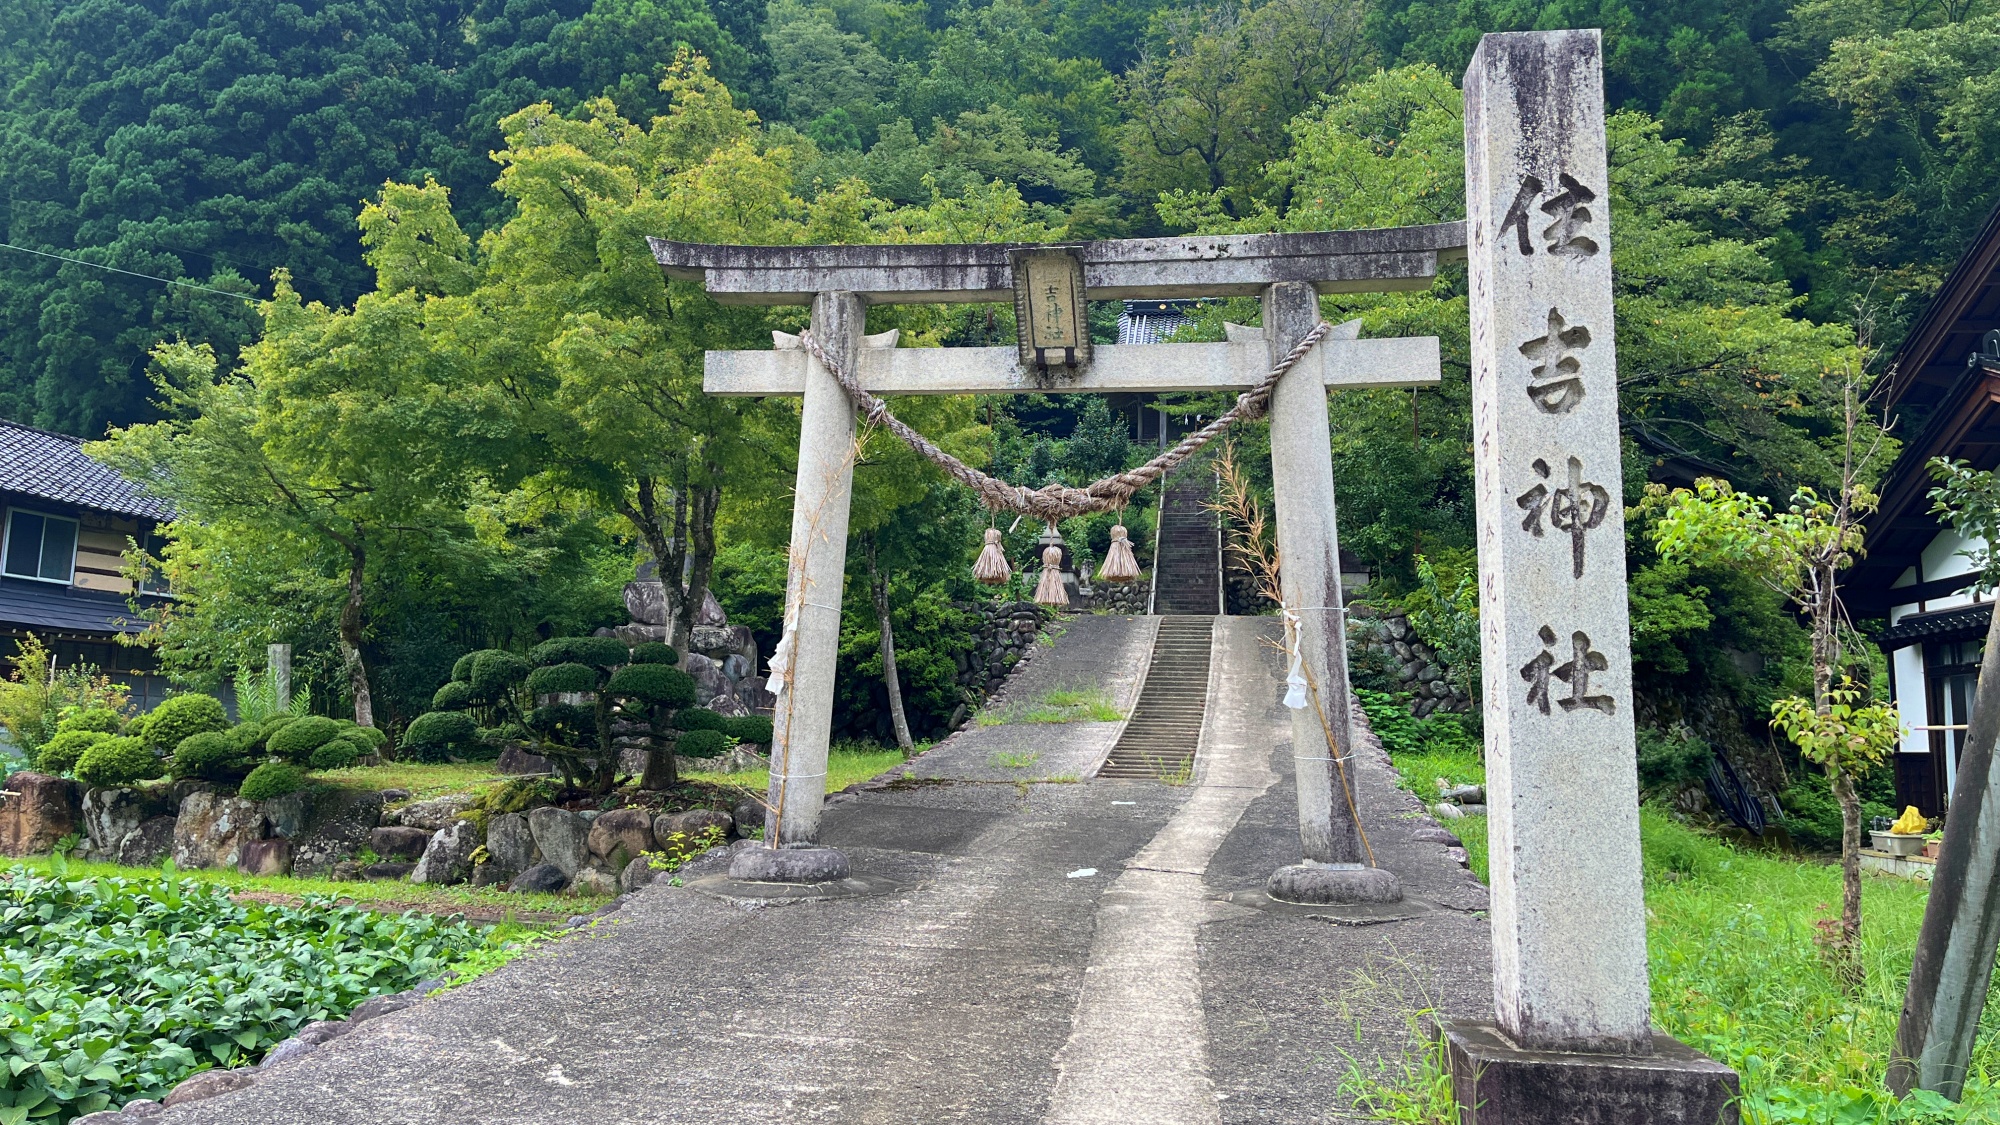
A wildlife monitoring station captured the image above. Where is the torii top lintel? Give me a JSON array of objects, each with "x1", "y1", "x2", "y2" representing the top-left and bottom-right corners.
[{"x1": 649, "y1": 222, "x2": 1467, "y2": 306}]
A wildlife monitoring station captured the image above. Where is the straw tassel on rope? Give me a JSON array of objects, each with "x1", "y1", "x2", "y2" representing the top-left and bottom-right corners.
[
  {"x1": 973, "y1": 527, "x2": 1012, "y2": 585},
  {"x1": 1097, "y1": 522, "x2": 1140, "y2": 583},
  {"x1": 1033, "y1": 532, "x2": 1070, "y2": 608}
]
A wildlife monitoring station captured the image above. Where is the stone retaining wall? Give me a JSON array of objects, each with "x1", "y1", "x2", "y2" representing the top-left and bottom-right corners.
[
  {"x1": 1347, "y1": 604, "x2": 1473, "y2": 716},
  {"x1": 952, "y1": 600, "x2": 1055, "y2": 701}
]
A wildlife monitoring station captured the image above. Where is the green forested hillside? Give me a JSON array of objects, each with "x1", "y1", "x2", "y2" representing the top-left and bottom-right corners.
[{"x1": 2, "y1": 0, "x2": 1995, "y2": 435}]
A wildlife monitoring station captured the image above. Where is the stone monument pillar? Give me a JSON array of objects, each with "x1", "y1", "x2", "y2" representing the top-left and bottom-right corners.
[
  {"x1": 268, "y1": 644, "x2": 292, "y2": 713},
  {"x1": 1262, "y1": 288, "x2": 1400, "y2": 905},
  {"x1": 1440, "y1": 29, "x2": 1739, "y2": 1122}
]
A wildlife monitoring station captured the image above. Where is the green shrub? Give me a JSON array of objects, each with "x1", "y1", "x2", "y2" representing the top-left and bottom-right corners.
[
  {"x1": 0, "y1": 869, "x2": 494, "y2": 1119},
  {"x1": 1779, "y1": 775, "x2": 1894, "y2": 852},
  {"x1": 354, "y1": 724, "x2": 388, "y2": 750},
  {"x1": 74, "y1": 736, "x2": 164, "y2": 788},
  {"x1": 36, "y1": 730, "x2": 107, "y2": 775},
  {"x1": 451, "y1": 651, "x2": 479, "y2": 681},
  {"x1": 431, "y1": 680, "x2": 473, "y2": 710},
  {"x1": 724, "y1": 715, "x2": 774, "y2": 745},
  {"x1": 140, "y1": 694, "x2": 228, "y2": 754},
  {"x1": 268, "y1": 715, "x2": 344, "y2": 763},
  {"x1": 527, "y1": 662, "x2": 599, "y2": 695},
  {"x1": 674, "y1": 728, "x2": 729, "y2": 758},
  {"x1": 630, "y1": 642, "x2": 679, "y2": 665},
  {"x1": 228, "y1": 723, "x2": 266, "y2": 753},
  {"x1": 239, "y1": 761, "x2": 308, "y2": 800},
  {"x1": 260, "y1": 713, "x2": 297, "y2": 739},
  {"x1": 401, "y1": 711, "x2": 480, "y2": 763},
  {"x1": 470, "y1": 650, "x2": 530, "y2": 696},
  {"x1": 484, "y1": 777, "x2": 562, "y2": 815},
  {"x1": 529, "y1": 636, "x2": 629, "y2": 669},
  {"x1": 608, "y1": 664, "x2": 696, "y2": 708},
  {"x1": 310, "y1": 740, "x2": 361, "y2": 771},
  {"x1": 55, "y1": 708, "x2": 124, "y2": 736},
  {"x1": 1636, "y1": 727, "x2": 1712, "y2": 791},
  {"x1": 171, "y1": 731, "x2": 255, "y2": 782},
  {"x1": 672, "y1": 708, "x2": 729, "y2": 733}
]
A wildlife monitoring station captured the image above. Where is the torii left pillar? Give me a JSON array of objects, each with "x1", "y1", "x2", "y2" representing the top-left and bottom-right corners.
[{"x1": 734, "y1": 290, "x2": 863, "y2": 884}]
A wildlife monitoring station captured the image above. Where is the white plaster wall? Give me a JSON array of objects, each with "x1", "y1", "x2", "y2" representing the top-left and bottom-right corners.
[
  {"x1": 1894, "y1": 643, "x2": 1928, "y2": 756},
  {"x1": 1922, "y1": 527, "x2": 1981, "y2": 584}
]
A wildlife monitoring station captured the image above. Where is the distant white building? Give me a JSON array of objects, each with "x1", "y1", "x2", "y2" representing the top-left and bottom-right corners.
[{"x1": 1852, "y1": 202, "x2": 2000, "y2": 816}]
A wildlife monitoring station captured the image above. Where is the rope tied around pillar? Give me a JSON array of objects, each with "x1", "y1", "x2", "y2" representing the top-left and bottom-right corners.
[{"x1": 795, "y1": 319, "x2": 1333, "y2": 521}]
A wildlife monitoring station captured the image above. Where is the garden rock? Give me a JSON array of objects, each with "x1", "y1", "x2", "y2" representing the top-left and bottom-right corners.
[
  {"x1": 120, "y1": 1101, "x2": 165, "y2": 1118},
  {"x1": 509, "y1": 863, "x2": 568, "y2": 893},
  {"x1": 257, "y1": 1036, "x2": 314, "y2": 1069},
  {"x1": 384, "y1": 792, "x2": 476, "y2": 831},
  {"x1": 569, "y1": 867, "x2": 618, "y2": 896},
  {"x1": 681, "y1": 653, "x2": 733, "y2": 710},
  {"x1": 618, "y1": 855, "x2": 659, "y2": 892},
  {"x1": 289, "y1": 787, "x2": 384, "y2": 877},
  {"x1": 377, "y1": 788, "x2": 410, "y2": 802},
  {"x1": 655, "y1": 808, "x2": 733, "y2": 848},
  {"x1": 81, "y1": 785, "x2": 171, "y2": 859},
  {"x1": 1411, "y1": 826, "x2": 1464, "y2": 846},
  {"x1": 586, "y1": 807, "x2": 654, "y2": 868},
  {"x1": 295, "y1": 1020, "x2": 350, "y2": 1047},
  {"x1": 256, "y1": 791, "x2": 309, "y2": 838},
  {"x1": 471, "y1": 864, "x2": 507, "y2": 887},
  {"x1": 1430, "y1": 802, "x2": 1465, "y2": 820},
  {"x1": 410, "y1": 819, "x2": 479, "y2": 885},
  {"x1": 624, "y1": 578, "x2": 670, "y2": 625},
  {"x1": 363, "y1": 861, "x2": 413, "y2": 880},
  {"x1": 733, "y1": 798, "x2": 764, "y2": 836},
  {"x1": 72, "y1": 1112, "x2": 123, "y2": 1124},
  {"x1": 163, "y1": 1067, "x2": 256, "y2": 1106},
  {"x1": 528, "y1": 807, "x2": 590, "y2": 875},
  {"x1": 369, "y1": 826, "x2": 433, "y2": 861},
  {"x1": 0, "y1": 772, "x2": 79, "y2": 857},
  {"x1": 485, "y1": 812, "x2": 538, "y2": 878},
  {"x1": 347, "y1": 990, "x2": 419, "y2": 1024},
  {"x1": 172, "y1": 792, "x2": 268, "y2": 869},
  {"x1": 497, "y1": 744, "x2": 552, "y2": 775},
  {"x1": 118, "y1": 815, "x2": 178, "y2": 865},
  {"x1": 331, "y1": 860, "x2": 364, "y2": 880},
  {"x1": 237, "y1": 837, "x2": 293, "y2": 877}
]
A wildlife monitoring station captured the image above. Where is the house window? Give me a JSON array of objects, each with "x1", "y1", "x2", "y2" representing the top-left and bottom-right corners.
[
  {"x1": 1926, "y1": 637, "x2": 1986, "y2": 802},
  {"x1": 137, "y1": 531, "x2": 171, "y2": 596},
  {"x1": 1, "y1": 510, "x2": 78, "y2": 584}
]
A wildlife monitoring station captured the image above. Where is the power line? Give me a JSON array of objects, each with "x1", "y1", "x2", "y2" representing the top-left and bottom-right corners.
[{"x1": 0, "y1": 242, "x2": 260, "y2": 303}]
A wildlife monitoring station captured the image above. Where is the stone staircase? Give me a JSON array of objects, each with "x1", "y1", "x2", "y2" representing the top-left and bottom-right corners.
[
  {"x1": 1096, "y1": 616, "x2": 1214, "y2": 780},
  {"x1": 1150, "y1": 462, "x2": 1222, "y2": 616}
]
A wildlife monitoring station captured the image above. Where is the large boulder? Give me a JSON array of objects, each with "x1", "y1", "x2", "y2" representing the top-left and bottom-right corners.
[
  {"x1": 654, "y1": 809, "x2": 733, "y2": 849},
  {"x1": 410, "y1": 820, "x2": 480, "y2": 885},
  {"x1": 81, "y1": 785, "x2": 173, "y2": 859},
  {"x1": 369, "y1": 826, "x2": 433, "y2": 861},
  {"x1": 623, "y1": 580, "x2": 671, "y2": 626},
  {"x1": 695, "y1": 588, "x2": 727, "y2": 627},
  {"x1": 118, "y1": 815, "x2": 178, "y2": 865},
  {"x1": 528, "y1": 807, "x2": 590, "y2": 876},
  {"x1": 257, "y1": 791, "x2": 310, "y2": 839},
  {"x1": 0, "y1": 772, "x2": 79, "y2": 857},
  {"x1": 508, "y1": 863, "x2": 568, "y2": 894},
  {"x1": 496, "y1": 744, "x2": 552, "y2": 776},
  {"x1": 485, "y1": 812, "x2": 539, "y2": 879},
  {"x1": 568, "y1": 867, "x2": 618, "y2": 897},
  {"x1": 586, "y1": 808, "x2": 655, "y2": 870},
  {"x1": 383, "y1": 792, "x2": 477, "y2": 831},
  {"x1": 238, "y1": 838, "x2": 293, "y2": 877},
  {"x1": 289, "y1": 788, "x2": 384, "y2": 878},
  {"x1": 171, "y1": 792, "x2": 268, "y2": 869}
]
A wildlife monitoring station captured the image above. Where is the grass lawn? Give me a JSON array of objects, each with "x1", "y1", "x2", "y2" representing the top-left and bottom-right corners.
[
  {"x1": 682, "y1": 747, "x2": 911, "y2": 795},
  {"x1": 13, "y1": 855, "x2": 596, "y2": 923},
  {"x1": 1364, "y1": 737, "x2": 2000, "y2": 1122},
  {"x1": 315, "y1": 760, "x2": 513, "y2": 798}
]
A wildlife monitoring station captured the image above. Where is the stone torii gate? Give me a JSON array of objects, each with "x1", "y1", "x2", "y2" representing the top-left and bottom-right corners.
[{"x1": 655, "y1": 226, "x2": 1454, "y2": 904}]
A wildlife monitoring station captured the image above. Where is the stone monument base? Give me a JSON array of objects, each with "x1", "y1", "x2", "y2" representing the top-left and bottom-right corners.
[
  {"x1": 1437, "y1": 1020, "x2": 1739, "y2": 1125},
  {"x1": 728, "y1": 844, "x2": 851, "y2": 884},
  {"x1": 1267, "y1": 863, "x2": 1403, "y2": 904}
]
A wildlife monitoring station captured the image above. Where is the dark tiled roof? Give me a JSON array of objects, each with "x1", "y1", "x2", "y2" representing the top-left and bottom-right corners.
[
  {"x1": 0, "y1": 577, "x2": 149, "y2": 637},
  {"x1": 1118, "y1": 299, "x2": 1200, "y2": 345},
  {"x1": 1875, "y1": 603, "x2": 1991, "y2": 650},
  {"x1": 0, "y1": 420, "x2": 173, "y2": 521}
]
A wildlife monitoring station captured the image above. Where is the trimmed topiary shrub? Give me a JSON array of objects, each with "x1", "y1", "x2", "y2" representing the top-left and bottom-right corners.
[
  {"x1": 470, "y1": 651, "x2": 530, "y2": 697},
  {"x1": 630, "y1": 642, "x2": 678, "y2": 665},
  {"x1": 56, "y1": 708, "x2": 125, "y2": 736},
  {"x1": 724, "y1": 716, "x2": 773, "y2": 746},
  {"x1": 401, "y1": 711, "x2": 480, "y2": 764},
  {"x1": 527, "y1": 663, "x2": 598, "y2": 696},
  {"x1": 268, "y1": 715, "x2": 344, "y2": 763},
  {"x1": 75, "y1": 736, "x2": 164, "y2": 788},
  {"x1": 260, "y1": 713, "x2": 296, "y2": 739},
  {"x1": 310, "y1": 740, "x2": 361, "y2": 771},
  {"x1": 674, "y1": 728, "x2": 729, "y2": 759},
  {"x1": 529, "y1": 636, "x2": 629, "y2": 669},
  {"x1": 171, "y1": 731, "x2": 256, "y2": 782},
  {"x1": 431, "y1": 680, "x2": 473, "y2": 711},
  {"x1": 350, "y1": 724, "x2": 388, "y2": 751},
  {"x1": 141, "y1": 694, "x2": 229, "y2": 754},
  {"x1": 451, "y1": 651, "x2": 479, "y2": 682},
  {"x1": 672, "y1": 708, "x2": 728, "y2": 733},
  {"x1": 37, "y1": 730, "x2": 108, "y2": 775},
  {"x1": 239, "y1": 761, "x2": 309, "y2": 801},
  {"x1": 607, "y1": 664, "x2": 696, "y2": 708}
]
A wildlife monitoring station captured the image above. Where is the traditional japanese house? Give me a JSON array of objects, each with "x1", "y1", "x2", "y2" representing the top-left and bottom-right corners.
[
  {"x1": 1849, "y1": 201, "x2": 2000, "y2": 816},
  {"x1": 0, "y1": 419, "x2": 173, "y2": 715}
]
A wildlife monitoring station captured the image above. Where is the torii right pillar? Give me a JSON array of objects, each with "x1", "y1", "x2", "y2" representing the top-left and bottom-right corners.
[{"x1": 1439, "y1": 29, "x2": 1740, "y2": 1124}]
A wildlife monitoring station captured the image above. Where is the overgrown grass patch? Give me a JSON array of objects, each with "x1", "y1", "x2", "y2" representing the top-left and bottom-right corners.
[
  {"x1": 976, "y1": 688, "x2": 1122, "y2": 726},
  {"x1": 0, "y1": 864, "x2": 513, "y2": 1121},
  {"x1": 314, "y1": 760, "x2": 510, "y2": 798},
  {"x1": 682, "y1": 747, "x2": 909, "y2": 795}
]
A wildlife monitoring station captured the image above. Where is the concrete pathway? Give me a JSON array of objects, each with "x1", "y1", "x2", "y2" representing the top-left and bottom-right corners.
[{"x1": 159, "y1": 616, "x2": 1491, "y2": 1125}]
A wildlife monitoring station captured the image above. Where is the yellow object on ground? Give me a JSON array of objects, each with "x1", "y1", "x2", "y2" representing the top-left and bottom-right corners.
[{"x1": 1891, "y1": 806, "x2": 1928, "y2": 835}]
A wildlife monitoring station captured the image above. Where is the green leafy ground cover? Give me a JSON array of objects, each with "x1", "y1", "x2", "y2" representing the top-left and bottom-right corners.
[
  {"x1": 1356, "y1": 693, "x2": 2000, "y2": 1123},
  {"x1": 0, "y1": 866, "x2": 517, "y2": 1122}
]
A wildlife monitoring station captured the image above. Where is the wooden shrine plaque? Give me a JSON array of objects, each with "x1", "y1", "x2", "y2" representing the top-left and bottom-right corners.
[{"x1": 1010, "y1": 247, "x2": 1091, "y2": 372}]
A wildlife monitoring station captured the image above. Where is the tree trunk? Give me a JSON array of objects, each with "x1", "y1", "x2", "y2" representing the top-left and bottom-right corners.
[
  {"x1": 1832, "y1": 767, "x2": 1865, "y2": 978},
  {"x1": 592, "y1": 695, "x2": 618, "y2": 795},
  {"x1": 867, "y1": 535, "x2": 914, "y2": 751},
  {"x1": 339, "y1": 543, "x2": 374, "y2": 727},
  {"x1": 675, "y1": 483, "x2": 722, "y2": 653},
  {"x1": 640, "y1": 717, "x2": 679, "y2": 791}
]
